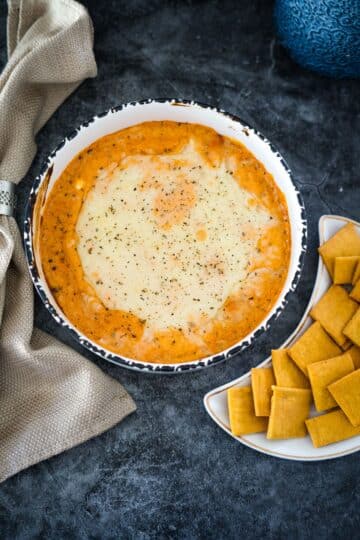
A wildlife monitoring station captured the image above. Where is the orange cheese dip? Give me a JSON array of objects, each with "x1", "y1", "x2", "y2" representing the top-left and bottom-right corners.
[{"x1": 38, "y1": 121, "x2": 290, "y2": 363}]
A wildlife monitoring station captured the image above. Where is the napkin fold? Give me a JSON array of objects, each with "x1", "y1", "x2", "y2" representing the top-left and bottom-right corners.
[{"x1": 0, "y1": 0, "x2": 136, "y2": 483}]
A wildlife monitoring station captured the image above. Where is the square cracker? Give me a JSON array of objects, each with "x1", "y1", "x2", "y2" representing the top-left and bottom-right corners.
[
  {"x1": 271, "y1": 349, "x2": 310, "y2": 389},
  {"x1": 334, "y1": 256, "x2": 360, "y2": 284},
  {"x1": 350, "y1": 279, "x2": 360, "y2": 302},
  {"x1": 348, "y1": 345, "x2": 360, "y2": 369},
  {"x1": 288, "y1": 321, "x2": 341, "y2": 375},
  {"x1": 310, "y1": 285, "x2": 358, "y2": 348},
  {"x1": 318, "y1": 223, "x2": 360, "y2": 278},
  {"x1": 344, "y1": 307, "x2": 360, "y2": 347},
  {"x1": 307, "y1": 353, "x2": 354, "y2": 412},
  {"x1": 227, "y1": 386, "x2": 268, "y2": 436},
  {"x1": 251, "y1": 367, "x2": 275, "y2": 416},
  {"x1": 328, "y1": 369, "x2": 360, "y2": 426},
  {"x1": 267, "y1": 386, "x2": 312, "y2": 439},
  {"x1": 306, "y1": 410, "x2": 360, "y2": 448}
]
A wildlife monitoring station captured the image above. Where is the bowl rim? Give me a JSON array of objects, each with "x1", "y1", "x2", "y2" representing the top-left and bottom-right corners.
[{"x1": 24, "y1": 98, "x2": 307, "y2": 374}]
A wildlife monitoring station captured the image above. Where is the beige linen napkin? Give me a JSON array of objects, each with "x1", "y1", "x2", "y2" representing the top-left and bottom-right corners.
[{"x1": 0, "y1": 0, "x2": 136, "y2": 483}]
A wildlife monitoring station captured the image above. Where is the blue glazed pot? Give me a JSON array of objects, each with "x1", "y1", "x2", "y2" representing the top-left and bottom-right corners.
[{"x1": 274, "y1": 0, "x2": 360, "y2": 78}]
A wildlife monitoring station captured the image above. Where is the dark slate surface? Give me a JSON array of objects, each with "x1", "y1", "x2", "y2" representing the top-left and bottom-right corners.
[{"x1": 0, "y1": 0, "x2": 359, "y2": 538}]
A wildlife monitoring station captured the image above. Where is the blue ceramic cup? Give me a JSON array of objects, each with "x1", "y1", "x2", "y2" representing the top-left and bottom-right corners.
[{"x1": 274, "y1": 0, "x2": 360, "y2": 78}]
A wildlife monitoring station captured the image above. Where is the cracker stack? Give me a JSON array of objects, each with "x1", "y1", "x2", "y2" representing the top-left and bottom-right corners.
[{"x1": 227, "y1": 223, "x2": 360, "y2": 448}]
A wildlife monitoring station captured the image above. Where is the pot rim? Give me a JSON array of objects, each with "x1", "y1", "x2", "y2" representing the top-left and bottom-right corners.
[{"x1": 24, "y1": 98, "x2": 307, "y2": 374}]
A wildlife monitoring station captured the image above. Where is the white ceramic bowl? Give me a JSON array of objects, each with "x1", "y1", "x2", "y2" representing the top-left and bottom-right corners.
[{"x1": 24, "y1": 99, "x2": 307, "y2": 373}]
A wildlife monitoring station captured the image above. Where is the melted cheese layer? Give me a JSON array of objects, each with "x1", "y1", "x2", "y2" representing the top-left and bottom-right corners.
[
  {"x1": 76, "y1": 144, "x2": 272, "y2": 333},
  {"x1": 38, "y1": 121, "x2": 290, "y2": 363}
]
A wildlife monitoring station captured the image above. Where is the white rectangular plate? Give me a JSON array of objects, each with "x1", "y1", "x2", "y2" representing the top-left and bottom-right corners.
[{"x1": 204, "y1": 215, "x2": 360, "y2": 461}]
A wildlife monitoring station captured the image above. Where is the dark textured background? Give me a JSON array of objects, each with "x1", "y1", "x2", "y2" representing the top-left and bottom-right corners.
[{"x1": 0, "y1": 0, "x2": 359, "y2": 538}]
